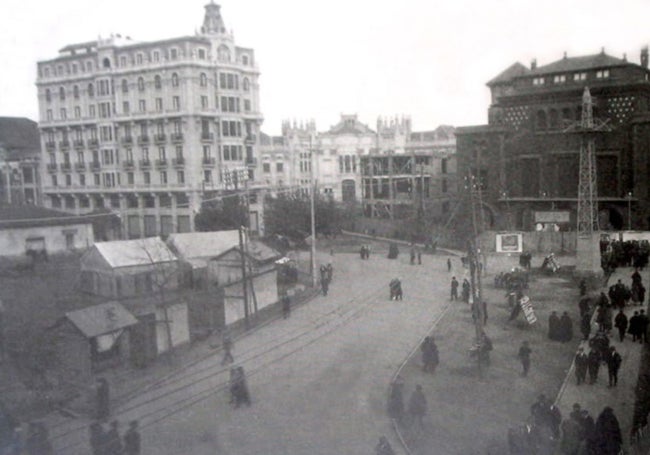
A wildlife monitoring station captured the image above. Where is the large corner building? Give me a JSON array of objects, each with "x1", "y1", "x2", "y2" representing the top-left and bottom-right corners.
[
  {"x1": 456, "y1": 48, "x2": 650, "y2": 232},
  {"x1": 36, "y1": 2, "x2": 262, "y2": 238}
]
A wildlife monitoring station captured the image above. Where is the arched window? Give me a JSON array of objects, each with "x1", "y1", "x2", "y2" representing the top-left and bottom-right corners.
[
  {"x1": 138, "y1": 77, "x2": 145, "y2": 91},
  {"x1": 154, "y1": 75, "x2": 162, "y2": 89},
  {"x1": 59, "y1": 86, "x2": 66, "y2": 101},
  {"x1": 88, "y1": 83, "x2": 94, "y2": 97},
  {"x1": 200, "y1": 73, "x2": 207, "y2": 87},
  {"x1": 103, "y1": 58, "x2": 111, "y2": 69},
  {"x1": 45, "y1": 89, "x2": 51, "y2": 103},
  {"x1": 536, "y1": 110, "x2": 547, "y2": 130},
  {"x1": 171, "y1": 73, "x2": 179, "y2": 87},
  {"x1": 243, "y1": 78, "x2": 250, "y2": 92},
  {"x1": 549, "y1": 109, "x2": 559, "y2": 129},
  {"x1": 122, "y1": 79, "x2": 128, "y2": 93},
  {"x1": 73, "y1": 85, "x2": 79, "y2": 99}
]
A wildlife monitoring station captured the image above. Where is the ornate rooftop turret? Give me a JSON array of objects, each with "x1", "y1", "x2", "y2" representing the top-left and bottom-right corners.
[{"x1": 201, "y1": 1, "x2": 227, "y2": 35}]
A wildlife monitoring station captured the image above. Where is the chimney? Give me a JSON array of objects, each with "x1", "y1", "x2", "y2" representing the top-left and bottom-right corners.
[
  {"x1": 641, "y1": 46, "x2": 649, "y2": 69},
  {"x1": 531, "y1": 58, "x2": 537, "y2": 70}
]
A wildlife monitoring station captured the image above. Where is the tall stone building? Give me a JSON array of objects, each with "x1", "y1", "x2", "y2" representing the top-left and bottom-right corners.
[
  {"x1": 36, "y1": 2, "x2": 263, "y2": 238},
  {"x1": 0, "y1": 117, "x2": 42, "y2": 206},
  {"x1": 456, "y1": 48, "x2": 650, "y2": 233}
]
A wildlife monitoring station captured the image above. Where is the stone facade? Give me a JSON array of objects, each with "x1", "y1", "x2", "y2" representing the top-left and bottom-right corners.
[{"x1": 35, "y1": 2, "x2": 263, "y2": 238}]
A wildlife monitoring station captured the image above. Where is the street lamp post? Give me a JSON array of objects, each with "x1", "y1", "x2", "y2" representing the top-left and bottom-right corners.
[{"x1": 627, "y1": 192, "x2": 633, "y2": 230}]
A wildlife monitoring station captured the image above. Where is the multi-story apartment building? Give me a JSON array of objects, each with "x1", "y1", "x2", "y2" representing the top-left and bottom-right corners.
[
  {"x1": 0, "y1": 117, "x2": 42, "y2": 206},
  {"x1": 36, "y1": 2, "x2": 263, "y2": 238},
  {"x1": 259, "y1": 115, "x2": 457, "y2": 223},
  {"x1": 456, "y1": 48, "x2": 650, "y2": 232}
]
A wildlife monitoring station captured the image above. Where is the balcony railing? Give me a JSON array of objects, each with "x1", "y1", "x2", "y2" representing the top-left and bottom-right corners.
[
  {"x1": 90, "y1": 161, "x2": 102, "y2": 171},
  {"x1": 173, "y1": 157, "x2": 185, "y2": 167},
  {"x1": 139, "y1": 159, "x2": 152, "y2": 169},
  {"x1": 88, "y1": 138, "x2": 99, "y2": 147},
  {"x1": 138, "y1": 135, "x2": 150, "y2": 145},
  {"x1": 121, "y1": 136, "x2": 133, "y2": 145},
  {"x1": 245, "y1": 134, "x2": 257, "y2": 144},
  {"x1": 74, "y1": 139, "x2": 84, "y2": 149},
  {"x1": 201, "y1": 132, "x2": 214, "y2": 141},
  {"x1": 59, "y1": 140, "x2": 70, "y2": 150},
  {"x1": 46, "y1": 163, "x2": 58, "y2": 172},
  {"x1": 154, "y1": 134, "x2": 167, "y2": 143},
  {"x1": 155, "y1": 159, "x2": 168, "y2": 168},
  {"x1": 171, "y1": 133, "x2": 184, "y2": 142},
  {"x1": 123, "y1": 160, "x2": 135, "y2": 170},
  {"x1": 46, "y1": 141, "x2": 56, "y2": 151},
  {"x1": 202, "y1": 157, "x2": 215, "y2": 166},
  {"x1": 75, "y1": 162, "x2": 86, "y2": 171},
  {"x1": 60, "y1": 162, "x2": 72, "y2": 172}
]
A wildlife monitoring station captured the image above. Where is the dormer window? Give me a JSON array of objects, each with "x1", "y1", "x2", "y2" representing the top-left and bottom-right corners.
[
  {"x1": 596, "y1": 69, "x2": 610, "y2": 79},
  {"x1": 573, "y1": 72, "x2": 587, "y2": 81},
  {"x1": 553, "y1": 75, "x2": 566, "y2": 84},
  {"x1": 533, "y1": 77, "x2": 545, "y2": 86}
]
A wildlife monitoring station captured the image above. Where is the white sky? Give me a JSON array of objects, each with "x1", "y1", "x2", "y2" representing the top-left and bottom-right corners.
[{"x1": 0, "y1": 0, "x2": 649, "y2": 135}]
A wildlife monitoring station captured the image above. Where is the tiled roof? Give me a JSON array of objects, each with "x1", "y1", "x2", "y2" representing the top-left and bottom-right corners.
[
  {"x1": 167, "y1": 230, "x2": 240, "y2": 261},
  {"x1": 94, "y1": 237, "x2": 177, "y2": 268},
  {"x1": 487, "y1": 62, "x2": 530, "y2": 86},
  {"x1": 65, "y1": 302, "x2": 138, "y2": 338},
  {"x1": 529, "y1": 53, "x2": 630, "y2": 76},
  {"x1": 0, "y1": 117, "x2": 40, "y2": 161}
]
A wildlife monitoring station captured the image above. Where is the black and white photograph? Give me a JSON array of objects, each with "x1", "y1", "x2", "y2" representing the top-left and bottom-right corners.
[{"x1": 1, "y1": 0, "x2": 650, "y2": 453}]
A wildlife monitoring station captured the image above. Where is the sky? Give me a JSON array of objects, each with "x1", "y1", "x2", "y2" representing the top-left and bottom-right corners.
[{"x1": 0, "y1": 0, "x2": 649, "y2": 135}]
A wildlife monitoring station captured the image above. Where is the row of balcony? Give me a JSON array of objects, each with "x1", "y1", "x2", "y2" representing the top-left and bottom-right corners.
[
  {"x1": 47, "y1": 161, "x2": 102, "y2": 172},
  {"x1": 46, "y1": 139, "x2": 99, "y2": 151},
  {"x1": 47, "y1": 156, "x2": 256, "y2": 173}
]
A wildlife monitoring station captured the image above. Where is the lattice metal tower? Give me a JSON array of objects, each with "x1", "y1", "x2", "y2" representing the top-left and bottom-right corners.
[{"x1": 576, "y1": 87, "x2": 600, "y2": 236}]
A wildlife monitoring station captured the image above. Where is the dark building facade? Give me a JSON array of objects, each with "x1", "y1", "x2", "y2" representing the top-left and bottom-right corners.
[{"x1": 456, "y1": 48, "x2": 650, "y2": 232}]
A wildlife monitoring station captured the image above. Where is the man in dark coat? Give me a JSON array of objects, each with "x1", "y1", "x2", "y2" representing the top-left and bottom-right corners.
[
  {"x1": 124, "y1": 420, "x2": 141, "y2": 455},
  {"x1": 517, "y1": 341, "x2": 532, "y2": 377},
  {"x1": 450, "y1": 277, "x2": 459, "y2": 301},
  {"x1": 461, "y1": 279, "x2": 471, "y2": 303},
  {"x1": 587, "y1": 349, "x2": 601, "y2": 384},
  {"x1": 548, "y1": 311, "x2": 560, "y2": 341},
  {"x1": 607, "y1": 346, "x2": 622, "y2": 387},
  {"x1": 578, "y1": 296, "x2": 591, "y2": 319},
  {"x1": 420, "y1": 336, "x2": 439, "y2": 374},
  {"x1": 559, "y1": 312, "x2": 573, "y2": 342},
  {"x1": 614, "y1": 309, "x2": 628, "y2": 342},
  {"x1": 408, "y1": 385, "x2": 427, "y2": 429},
  {"x1": 574, "y1": 348, "x2": 588, "y2": 385},
  {"x1": 447, "y1": 257, "x2": 452, "y2": 272},
  {"x1": 593, "y1": 407, "x2": 622, "y2": 455},
  {"x1": 106, "y1": 420, "x2": 123, "y2": 455},
  {"x1": 629, "y1": 311, "x2": 641, "y2": 341}
]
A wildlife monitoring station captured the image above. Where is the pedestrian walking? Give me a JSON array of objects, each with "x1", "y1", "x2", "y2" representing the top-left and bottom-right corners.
[
  {"x1": 606, "y1": 346, "x2": 622, "y2": 387},
  {"x1": 560, "y1": 411, "x2": 582, "y2": 455},
  {"x1": 321, "y1": 277, "x2": 329, "y2": 296},
  {"x1": 587, "y1": 349, "x2": 600, "y2": 384},
  {"x1": 375, "y1": 436, "x2": 396, "y2": 455},
  {"x1": 106, "y1": 420, "x2": 123, "y2": 455},
  {"x1": 420, "y1": 336, "x2": 439, "y2": 374},
  {"x1": 387, "y1": 378, "x2": 405, "y2": 422},
  {"x1": 461, "y1": 279, "x2": 471, "y2": 303},
  {"x1": 629, "y1": 311, "x2": 641, "y2": 341},
  {"x1": 410, "y1": 245, "x2": 416, "y2": 265},
  {"x1": 325, "y1": 263, "x2": 333, "y2": 283},
  {"x1": 123, "y1": 420, "x2": 141, "y2": 455},
  {"x1": 95, "y1": 377, "x2": 110, "y2": 421},
  {"x1": 282, "y1": 295, "x2": 291, "y2": 319},
  {"x1": 447, "y1": 257, "x2": 452, "y2": 272},
  {"x1": 580, "y1": 409, "x2": 597, "y2": 453},
  {"x1": 559, "y1": 311, "x2": 573, "y2": 342},
  {"x1": 408, "y1": 385, "x2": 427, "y2": 430},
  {"x1": 574, "y1": 348, "x2": 588, "y2": 385},
  {"x1": 578, "y1": 296, "x2": 591, "y2": 319},
  {"x1": 221, "y1": 330, "x2": 234, "y2": 365},
  {"x1": 548, "y1": 311, "x2": 560, "y2": 341},
  {"x1": 579, "y1": 279, "x2": 587, "y2": 297},
  {"x1": 229, "y1": 366, "x2": 251, "y2": 408},
  {"x1": 517, "y1": 341, "x2": 531, "y2": 377},
  {"x1": 614, "y1": 309, "x2": 628, "y2": 342},
  {"x1": 592, "y1": 407, "x2": 622, "y2": 455},
  {"x1": 450, "y1": 277, "x2": 459, "y2": 301},
  {"x1": 417, "y1": 247, "x2": 422, "y2": 265}
]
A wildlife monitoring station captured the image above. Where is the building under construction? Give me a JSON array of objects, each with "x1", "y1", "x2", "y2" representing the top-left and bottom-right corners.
[
  {"x1": 456, "y1": 47, "x2": 650, "y2": 233},
  {"x1": 360, "y1": 122, "x2": 456, "y2": 222}
]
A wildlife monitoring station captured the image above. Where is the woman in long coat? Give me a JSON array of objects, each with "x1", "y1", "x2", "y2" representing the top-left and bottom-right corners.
[{"x1": 592, "y1": 407, "x2": 622, "y2": 455}]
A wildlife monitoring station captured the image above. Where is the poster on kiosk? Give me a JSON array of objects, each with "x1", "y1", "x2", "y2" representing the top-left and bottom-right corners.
[{"x1": 496, "y1": 233, "x2": 523, "y2": 253}]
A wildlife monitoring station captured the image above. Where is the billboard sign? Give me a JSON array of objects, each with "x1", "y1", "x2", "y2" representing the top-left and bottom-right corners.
[{"x1": 496, "y1": 233, "x2": 523, "y2": 253}]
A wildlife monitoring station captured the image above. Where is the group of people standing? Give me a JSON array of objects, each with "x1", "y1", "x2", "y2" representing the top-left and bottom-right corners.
[
  {"x1": 387, "y1": 376, "x2": 428, "y2": 431},
  {"x1": 389, "y1": 278, "x2": 403, "y2": 301},
  {"x1": 359, "y1": 244, "x2": 371, "y2": 260},
  {"x1": 89, "y1": 420, "x2": 141, "y2": 455},
  {"x1": 548, "y1": 311, "x2": 573, "y2": 343}
]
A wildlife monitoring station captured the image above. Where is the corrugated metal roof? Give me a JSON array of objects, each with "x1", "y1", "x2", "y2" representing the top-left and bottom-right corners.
[
  {"x1": 94, "y1": 237, "x2": 177, "y2": 268},
  {"x1": 65, "y1": 302, "x2": 138, "y2": 338},
  {"x1": 167, "y1": 231, "x2": 240, "y2": 260}
]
